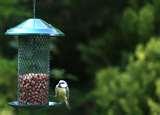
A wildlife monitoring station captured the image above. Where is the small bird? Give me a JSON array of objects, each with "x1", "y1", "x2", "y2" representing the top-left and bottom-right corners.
[{"x1": 55, "y1": 80, "x2": 70, "y2": 109}]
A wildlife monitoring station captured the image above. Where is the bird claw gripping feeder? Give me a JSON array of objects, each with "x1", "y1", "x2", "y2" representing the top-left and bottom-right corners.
[{"x1": 5, "y1": 0, "x2": 64, "y2": 108}]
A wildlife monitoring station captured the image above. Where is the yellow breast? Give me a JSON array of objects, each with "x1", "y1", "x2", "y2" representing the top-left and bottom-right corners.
[{"x1": 56, "y1": 87, "x2": 66, "y2": 100}]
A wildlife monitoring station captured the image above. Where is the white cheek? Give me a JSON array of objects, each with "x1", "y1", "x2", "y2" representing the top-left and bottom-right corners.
[{"x1": 61, "y1": 84, "x2": 67, "y2": 87}]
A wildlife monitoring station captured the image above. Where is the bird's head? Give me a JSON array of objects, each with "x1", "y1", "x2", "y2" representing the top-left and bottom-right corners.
[{"x1": 58, "y1": 80, "x2": 68, "y2": 88}]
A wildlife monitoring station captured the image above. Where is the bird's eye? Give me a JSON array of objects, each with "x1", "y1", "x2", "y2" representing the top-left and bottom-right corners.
[{"x1": 60, "y1": 82, "x2": 64, "y2": 85}]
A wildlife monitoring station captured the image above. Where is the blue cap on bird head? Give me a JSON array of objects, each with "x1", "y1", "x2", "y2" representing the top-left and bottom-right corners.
[{"x1": 58, "y1": 80, "x2": 68, "y2": 87}]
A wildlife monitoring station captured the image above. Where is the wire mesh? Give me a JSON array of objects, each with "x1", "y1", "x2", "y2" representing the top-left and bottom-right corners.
[{"x1": 18, "y1": 37, "x2": 50, "y2": 105}]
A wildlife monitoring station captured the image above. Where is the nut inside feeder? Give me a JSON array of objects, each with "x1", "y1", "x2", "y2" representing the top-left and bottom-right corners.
[{"x1": 5, "y1": 18, "x2": 64, "y2": 107}]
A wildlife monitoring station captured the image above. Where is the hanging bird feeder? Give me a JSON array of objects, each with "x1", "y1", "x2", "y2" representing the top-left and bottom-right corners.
[{"x1": 5, "y1": 0, "x2": 64, "y2": 108}]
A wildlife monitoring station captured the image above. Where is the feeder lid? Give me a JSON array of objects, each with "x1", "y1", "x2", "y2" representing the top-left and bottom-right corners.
[{"x1": 5, "y1": 18, "x2": 65, "y2": 37}]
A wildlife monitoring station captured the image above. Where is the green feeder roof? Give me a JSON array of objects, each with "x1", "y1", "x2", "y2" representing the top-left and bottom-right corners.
[{"x1": 5, "y1": 18, "x2": 65, "y2": 37}]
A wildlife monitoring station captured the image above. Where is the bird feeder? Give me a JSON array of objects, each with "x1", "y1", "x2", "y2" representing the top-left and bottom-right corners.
[{"x1": 5, "y1": 18, "x2": 64, "y2": 108}]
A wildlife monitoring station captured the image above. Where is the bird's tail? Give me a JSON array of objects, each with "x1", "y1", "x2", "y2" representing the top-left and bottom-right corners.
[{"x1": 65, "y1": 99, "x2": 71, "y2": 110}]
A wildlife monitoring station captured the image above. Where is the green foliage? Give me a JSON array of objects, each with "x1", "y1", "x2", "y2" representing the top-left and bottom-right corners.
[
  {"x1": 121, "y1": 8, "x2": 138, "y2": 34},
  {"x1": 94, "y1": 38, "x2": 160, "y2": 115},
  {"x1": 147, "y1": 98, "x2": 160, "y2": 115},
  {"x1": 0, "y1": 58, "x2": 16, "y2": 115},
  {"x1": 0, "y1": 0, "x2": 30, "y2": 20},
  {"x1": 95, "y1": 68, "x2": 142, "y2": 115},
  {"x1": 121, "y1": 4, "x2": 155, "y2": 38},
  {"x1": 51, "y1": 69, "x2": 78, "y2": 81},
  {"x1": 0, "y1": 0, "x2": 30, "y2": 23},
  {"x1": 138, "y1": 4, "x2": 155, "y2": 38}
]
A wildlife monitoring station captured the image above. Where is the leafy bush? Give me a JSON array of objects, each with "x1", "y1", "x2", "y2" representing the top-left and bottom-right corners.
[{"x1": 94, "y1": 38, "x2": 160, "y2": 115}]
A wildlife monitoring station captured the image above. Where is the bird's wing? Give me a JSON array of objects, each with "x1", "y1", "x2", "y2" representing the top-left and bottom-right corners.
[
  {"x1": 66, "y1": 87, "x2": 69, "y2": 100},
  {"x1": 55, "y1": 85, "x2": 58, "y2": 97}
]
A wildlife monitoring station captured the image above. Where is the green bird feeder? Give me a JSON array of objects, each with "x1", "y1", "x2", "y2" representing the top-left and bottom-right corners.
[{"x1": 5, "y1": 17, "x2": 64, "y2": 108}]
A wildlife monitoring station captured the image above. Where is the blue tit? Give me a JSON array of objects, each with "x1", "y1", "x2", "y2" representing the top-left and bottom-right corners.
[{"x1": 55, "y1": 80, "x2": 70, "y2": 109}]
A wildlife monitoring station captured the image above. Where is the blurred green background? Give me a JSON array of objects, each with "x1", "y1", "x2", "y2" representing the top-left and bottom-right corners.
[{"x1": 1, "y1": 0, "x2": 160, "y2": 115}]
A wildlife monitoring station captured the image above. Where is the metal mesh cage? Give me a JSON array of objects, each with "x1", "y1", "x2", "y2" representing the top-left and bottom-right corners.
[
  {"x1": 18, "y1": 37, "x2": 50, "y2": 105},
  {"x1": 5, "y1": 18, "x2": 65, "y2": 108}
]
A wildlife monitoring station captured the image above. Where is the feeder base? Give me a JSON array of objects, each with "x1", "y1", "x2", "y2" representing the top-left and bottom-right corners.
[{"x1": 9, "y1": 101, "x2": 60, "y2": 109}]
